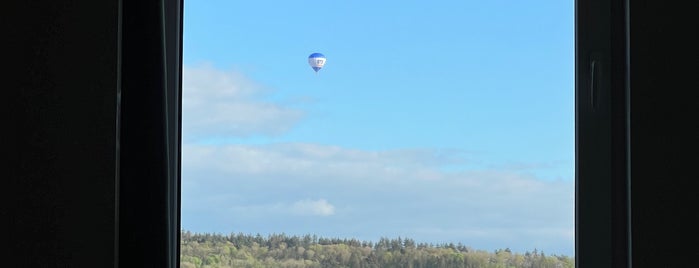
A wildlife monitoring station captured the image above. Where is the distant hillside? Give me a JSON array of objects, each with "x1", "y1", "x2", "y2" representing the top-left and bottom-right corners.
[{"x1": 180, "y1": 231, "x2": 574, "y2": 268}]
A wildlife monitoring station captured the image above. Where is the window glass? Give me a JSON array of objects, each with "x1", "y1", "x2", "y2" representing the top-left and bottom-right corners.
[{"x1": 181, "y1": 1, "x2": 574, "y2": 266}]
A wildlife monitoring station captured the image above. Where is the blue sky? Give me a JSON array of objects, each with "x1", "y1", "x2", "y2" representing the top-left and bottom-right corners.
[{"x1": 181, "y1": 0, "x2": 575, "y2": 256}]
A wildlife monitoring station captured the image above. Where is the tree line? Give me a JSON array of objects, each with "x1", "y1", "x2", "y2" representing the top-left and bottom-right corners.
[{"x1": 180, "y1": 230, "x2": 574, "y2": 268}]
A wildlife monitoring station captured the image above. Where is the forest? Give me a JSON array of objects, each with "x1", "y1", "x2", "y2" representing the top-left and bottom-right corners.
[{"x1": 180, "y1": 231, "x2": 574, "y2": 268}]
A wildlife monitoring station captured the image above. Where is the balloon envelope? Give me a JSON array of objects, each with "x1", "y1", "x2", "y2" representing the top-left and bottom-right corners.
[{"x1": 308, "y1": 53, "x2": 326, "y2": 72}]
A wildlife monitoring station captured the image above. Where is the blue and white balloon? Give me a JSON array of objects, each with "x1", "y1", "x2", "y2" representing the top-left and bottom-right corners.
[{"x1": 308, "y1": 53, "x2": 326, "y2": 73}]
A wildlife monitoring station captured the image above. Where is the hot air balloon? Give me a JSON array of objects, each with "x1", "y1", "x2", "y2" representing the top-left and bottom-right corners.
[{"x1": 308, "y1": 53, "x2": 326, "y2": 73}]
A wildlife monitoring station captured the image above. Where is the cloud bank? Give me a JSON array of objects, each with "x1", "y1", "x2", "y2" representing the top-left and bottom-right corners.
[
  {"x1": 181, "y1": 142, "x2": 574, "y2": 256},
  {"x1": 182, "y1": 64, "x2": 303, "y2": 140}
]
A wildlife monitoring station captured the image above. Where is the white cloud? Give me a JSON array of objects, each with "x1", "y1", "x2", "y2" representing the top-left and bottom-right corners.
[
  {"x1": 181, "y1": 142, "x2": 574, "y2": 256},
  {"x1": 221, "y1": 199, "x2": 335, "y2": 218},
  {"x1": 291, "y1": 199, "x2": 335, "y2": 216},
  {"x1": 182, "y1": 143, "x2": 470, "y2": 183},
  {"x1": 182, "y1": 64, "x2": 303, "y2": 140}
]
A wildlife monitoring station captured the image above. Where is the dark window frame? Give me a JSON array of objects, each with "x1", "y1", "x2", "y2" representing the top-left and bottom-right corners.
[
  {"x1": 118, "y1": 0, "x2": 635, "y2": 267},
  {"x1": 117, "y1": 0, "x2": 183, "y2": 266},
  {"x1": 16, "y1": 0, "x2": 699, "y2": 266},
  {"x1": 575, "y1": 0, "x2": 631, "y2": 267}
]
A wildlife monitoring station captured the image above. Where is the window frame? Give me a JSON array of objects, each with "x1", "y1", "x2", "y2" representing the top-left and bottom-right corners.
[
  {"x1": 117, "y1": 0, "x2": 633, "y2": 267},
  {"x1": 116, "y1": 0, "x2": 182, "y2": 266},
  {"x1": 575, "y1": 0, "x2": 631, "y2": 267}
]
